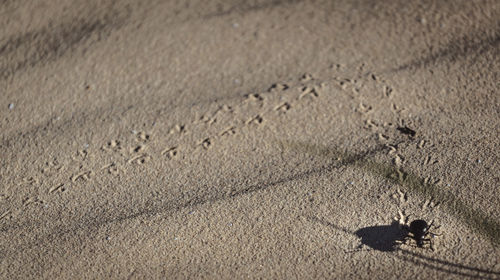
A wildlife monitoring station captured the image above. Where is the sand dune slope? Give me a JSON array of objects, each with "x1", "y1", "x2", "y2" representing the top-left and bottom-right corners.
[{"x1": 1, "y1": 0, "x2": 499, "y2": 279}]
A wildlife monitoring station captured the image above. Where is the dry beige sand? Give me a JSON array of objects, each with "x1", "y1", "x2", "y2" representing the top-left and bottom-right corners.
[{"x1": 1, "y1": 0, "x2": 499, "y2": 279}]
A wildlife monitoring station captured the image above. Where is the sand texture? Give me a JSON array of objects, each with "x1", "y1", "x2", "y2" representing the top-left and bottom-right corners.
[{"x1": 1, "y1": 0, "x2": 499, "y2": 279}]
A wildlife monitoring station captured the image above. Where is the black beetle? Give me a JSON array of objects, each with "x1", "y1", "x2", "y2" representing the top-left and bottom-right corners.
[{"x1": 401, "y1": 219, "x2": 440, "y2": 251}]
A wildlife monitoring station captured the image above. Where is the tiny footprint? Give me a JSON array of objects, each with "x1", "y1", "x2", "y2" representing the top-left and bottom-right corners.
[
  {"x1": 161, "y1": 147, "x2": 178, "y2": 159},
  {"x1": 357, "y1": 103, "x2": 372, "y2": 114},
  {"x1": 220, "y1": 127, "x2": 236, "y2": 136},
  {"x1": 103, "y1": 140, "x2": 121, "y2": 151},
  {"x1": 23, "y1": 177, "x2": 39, "y2": 185},
  {"x1": 244, "y1": 93, "x2": 264, "y2": 102},
  {"x1": 268, "y1": 83, "x2": 289, "y2": 92},
  {"x1": 100, "y1": 163, "x2": 120, "y2": 175},
  {"x1": 48, "y1": 184, "x2": 66, "y2": 194},
  {"x1": 384, "y1": 85, "x2": 393, "y2": 97},
  {"x1": 274, "y1": 102, "x2": 291, "y2": 113},
  {"x1": 300, "y1": 73, "x2": 313, "y2": 82},
  {"x1": 74, "y1": 149, "x2": 88, "y2": 160},
  {"x1": 127, "y1": 154, "x2": 150, "y2": 164},
  {"x1": 299, "y1": 86, "x2": 318, "y2": 99},
  {"x1": 393, "y1": 154, "x2": 404, "y2": 167},
  {"x1": 71, "y1": 170, "x2": 92, "y2": 182},
  {"x1": 130, "y1": 145, "x2": 146, "y2": 153},
  {"x1": 200, "y1": 138, "x2": 211, "y2": 149},
  {"x1": 169, "y1": 124, "x2": 186, "y2": 134},
  {"x1": 364, "y1": 119, "x2": 378, "y2": 129},
  {"x1": 199, "y1": 115, "x2": 216, "y2": 124},
  {"x1": 246, "y1": 115, "x2": 263, "y2": 125},
  {"x1": 22, "y1": 197, "x2": 42, "y2": 207},
  {"x1": 136, "y1": 132, "x2": 150, "y2": 142}
]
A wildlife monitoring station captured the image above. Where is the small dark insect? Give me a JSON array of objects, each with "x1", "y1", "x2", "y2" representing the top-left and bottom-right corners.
[
  {"x1": 397, "y1": 126, "x2": 416, "y2": 137},
  {"x1": 401, "y1": 219, "x2": 440, "y2": 251}
]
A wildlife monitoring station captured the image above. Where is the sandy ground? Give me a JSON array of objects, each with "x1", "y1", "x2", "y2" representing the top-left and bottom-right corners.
[{"x1": 1, "y1": 0, "x2": 499, "y2": 279}]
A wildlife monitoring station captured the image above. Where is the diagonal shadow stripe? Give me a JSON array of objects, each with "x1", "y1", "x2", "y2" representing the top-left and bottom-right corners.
[
  {"x1": 0, "y1": 0, "x2": 304, "y2": 82},
  {"x1": 0, "y1": 142, "x2": 386, "y2": 263},
  {"x1": 389, "y1": 28, "x2": 500, "y2": 73},
  {"x1": 397, "y1": 249, "x2": 500, "y2": 279},
  {"x1": 0, "y1": 6, "x2": 130, "y2": 81},
  {"x1": 281, "y1": 140, "x2": 500, "y2": 246},
  {"x1": 1, "y1": 139, "x2": 497, "y2": 272}
]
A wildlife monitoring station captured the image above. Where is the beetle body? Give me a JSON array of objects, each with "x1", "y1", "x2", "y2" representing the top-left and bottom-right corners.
[
  {"x1": 400, "y1": 219, "x2": 440, "y2": 251},
  {"x1": 409, "y1": 219, "x2": 429, "y2": 247}
]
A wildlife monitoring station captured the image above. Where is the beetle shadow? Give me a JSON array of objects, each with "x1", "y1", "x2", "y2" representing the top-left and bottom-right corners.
[
  {"x1": 354, "y1": 221, "x2": 407, "y2": 252},
  {"x1": 306, "y1": 216, "x2": 406, "y2": 252},
  {"x1": 308, "y1": 216, "x2": 500, "y2": 279}
]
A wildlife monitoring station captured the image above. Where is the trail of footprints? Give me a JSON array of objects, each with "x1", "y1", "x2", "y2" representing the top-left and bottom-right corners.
[
  {"x1": 0, "y1": 66, "x2": 439, "y2": 222},
  {"x1": 1, "y1": 72, "x2": 327, "y2": 221},
  {"x1": 346, "y1": 66, "x2": 442, "y2": 222}
]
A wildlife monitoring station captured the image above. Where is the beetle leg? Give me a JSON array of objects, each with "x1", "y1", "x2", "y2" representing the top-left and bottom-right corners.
[
  {"x1": 421, "y1": 238, "x2": 434, "y2": 251},
  {"x1": 401, "y1": 224, "x2": 410, "y2": 232},
  {"x1": 394, "y1": 238, "x2": 406, "y2": 245},
  {"x1": 428, "y1": 222, "x2": 442, "y2": 235}
]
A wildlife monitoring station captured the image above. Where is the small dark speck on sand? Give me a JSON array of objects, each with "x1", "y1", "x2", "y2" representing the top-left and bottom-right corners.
[{"x1": 397, "y1": 126, "x2": 416, "y2": 137}]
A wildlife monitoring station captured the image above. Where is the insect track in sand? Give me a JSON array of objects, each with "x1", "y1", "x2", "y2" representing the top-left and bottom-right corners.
[{"x1": 2, "y1": 64, "x2": 416, "y2": 224}]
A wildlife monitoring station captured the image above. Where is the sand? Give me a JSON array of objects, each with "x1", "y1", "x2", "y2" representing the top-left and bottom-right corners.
[{"x1": 1, "y1": 0, "x2": 499, "y2": 279}]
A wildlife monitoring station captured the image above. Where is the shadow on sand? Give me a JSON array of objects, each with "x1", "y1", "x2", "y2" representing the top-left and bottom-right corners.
[
  {"x1": 281, "y1": 140, "x2": 499, "y2": 247},
  {"x1": 308, "y1": 216, "x2": 500, "y2": 279},
  {"x1": 354, "y1": 222, "x2": 406, "y2": 252},
  {"x1": 306, "y1": 216, "x2": 405, "y2": 252}
]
